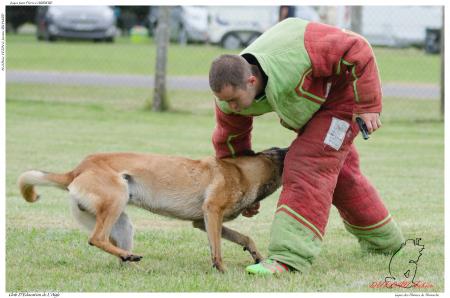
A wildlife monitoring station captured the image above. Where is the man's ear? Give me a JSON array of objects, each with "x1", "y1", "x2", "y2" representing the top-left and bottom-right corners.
[{"x1": 247, "y1": 75, "x2": 257, "y2": 86}]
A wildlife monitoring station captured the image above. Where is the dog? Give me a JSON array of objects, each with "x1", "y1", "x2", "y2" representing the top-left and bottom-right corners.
[{"x1": 17, "y1": 147, "x2": 287, "y2": 272}]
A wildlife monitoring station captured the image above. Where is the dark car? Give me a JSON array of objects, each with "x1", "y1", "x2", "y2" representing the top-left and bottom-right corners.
[{"x1": 36, "y1": 6, "x2": 117, "y2": 42}]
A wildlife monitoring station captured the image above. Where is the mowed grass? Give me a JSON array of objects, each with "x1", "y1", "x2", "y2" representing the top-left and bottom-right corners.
[
  {"x1": 5, "y1": 83, "x2": 444, "y2": 292},
  {"x1": 6, "y1": 34, "x2": 235, "y2": 77},
  {"x1": 6, "y1": 34, "x2": 441, "y2": 83}
]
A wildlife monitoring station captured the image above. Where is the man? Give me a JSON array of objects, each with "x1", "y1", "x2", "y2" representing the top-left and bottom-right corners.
[
  {"x1": 208, "y1": 18, "x2": 404, "y2": 275},
  {"x1": 279, "y1": 6, "x2": 296, "y2": 22}
]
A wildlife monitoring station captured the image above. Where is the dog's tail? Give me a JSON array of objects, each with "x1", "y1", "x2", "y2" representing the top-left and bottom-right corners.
[{"x1": 17, "y1": 170, "x2": 75, "y2": 203}]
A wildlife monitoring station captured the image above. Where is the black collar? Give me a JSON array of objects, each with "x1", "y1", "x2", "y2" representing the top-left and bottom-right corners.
[{"x1": 242, "y1": 53, "x2": 268, "y2": 99}]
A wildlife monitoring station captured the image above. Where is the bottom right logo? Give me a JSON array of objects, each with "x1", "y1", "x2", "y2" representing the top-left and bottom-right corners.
[{"x1": 384, "y1": 238, "x2": 427, "y2": 288}]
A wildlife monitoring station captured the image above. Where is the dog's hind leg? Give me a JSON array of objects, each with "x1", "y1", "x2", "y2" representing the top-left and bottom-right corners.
[
  {"x1": 110, "y1": 212, "x2": 134, "y2": 252},
  {"x1": 88, "y1": 199, "x2": 141, "y2": 262},
  {"x1": 193, "y1": 220, "x2": 263, "y2": 264},
  {"x1": 71, "y1": 199, "x2": 134, "y2": 251},
  {"x1": 69, "y1": 172, "x2": 141, "y2": 262},
  {"x1": 70, "y1": 197, "x2": 96, "y2": 231}
]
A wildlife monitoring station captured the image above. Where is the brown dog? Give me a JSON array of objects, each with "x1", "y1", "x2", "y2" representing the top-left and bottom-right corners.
[{"x1": 17, "y1": 147, "x2": 287, "y2": 272}]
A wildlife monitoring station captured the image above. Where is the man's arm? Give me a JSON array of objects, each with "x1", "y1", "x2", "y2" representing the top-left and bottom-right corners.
[
  {"x1": 304, "y1": 23, "x2": 382, "y2": 132},
  {"x1": 213, "y1": 103, "x2": 258, "y2": 217},
  {"x1": 212, "y1": 103, "x2": 253, "y2": 158}
]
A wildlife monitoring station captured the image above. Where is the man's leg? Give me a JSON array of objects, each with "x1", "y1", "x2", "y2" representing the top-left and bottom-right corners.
[
  {"x1": 332, "y1": 145, "x2": 404, "y2": 254},
  {"x1": 248, "y1": 109, "x2": 360, "y2": 274}
]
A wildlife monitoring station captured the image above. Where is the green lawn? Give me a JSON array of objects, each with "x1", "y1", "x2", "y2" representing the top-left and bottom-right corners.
[
  {"x1": 5, "y1": 83, "x2": 444, "y2": 292},
  {"x1": 6, "y1": 34, "x2": 441, "y2": 83}
]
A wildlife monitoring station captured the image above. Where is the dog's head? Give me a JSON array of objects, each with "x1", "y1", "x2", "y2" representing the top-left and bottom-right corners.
[
  {"x1": 251, "y1": 147, "x2": 288, "y2": 203},
  {"x1": 257, "y1": 147, "x2": 288, "y2": 176}
]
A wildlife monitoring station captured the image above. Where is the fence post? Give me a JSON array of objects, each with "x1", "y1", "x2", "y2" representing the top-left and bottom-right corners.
[
  {"x1": 441, "y1": 6, "x2": 445, "y2": 117},
  {"x1": 351, "y1": 6, "x2": 363, "y2": 34},
  {"x1": 152, "y1": 6, "x2": 171, "y2": 112}
]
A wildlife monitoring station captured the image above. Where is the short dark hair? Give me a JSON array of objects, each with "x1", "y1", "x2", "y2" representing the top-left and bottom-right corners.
[{"x1": 209, "y1": 54, "x2": 252, "y2": 92}]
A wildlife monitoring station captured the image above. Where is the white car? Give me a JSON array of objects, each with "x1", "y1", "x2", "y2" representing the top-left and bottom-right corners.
[
  {"x1": 207, "y1": 6, "x2": 278, "y2": 50},
  {"x1": 207, "y1": 6, "x2": 320, "y2": 50}
]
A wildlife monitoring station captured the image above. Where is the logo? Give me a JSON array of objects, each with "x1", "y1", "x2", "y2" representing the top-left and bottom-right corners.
[
  {"x1": 369, "y1": 238, "x2": 434, "y2": 289},
  {"x1": 385, "y1": 238, "x2": 424, "y2": 288}
]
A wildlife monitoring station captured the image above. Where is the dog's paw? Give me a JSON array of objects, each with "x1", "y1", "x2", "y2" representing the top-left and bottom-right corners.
[
  {"x1": 244, "y1": 246, "x2": 263, "y2": 263},
  {"x1": 129, "y1": 255, "x2": 143, "y2": 262},
  {"x1": 212, "y1": 262, "x2": 226, "y2": 273},
  {"x1": 120, "y1": 254, "x2": 143, "y2": 262}
]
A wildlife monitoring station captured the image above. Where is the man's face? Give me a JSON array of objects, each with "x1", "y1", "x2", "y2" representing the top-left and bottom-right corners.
[{"x1": 214, "y1": 84, "x2": 255, "y2": 113}]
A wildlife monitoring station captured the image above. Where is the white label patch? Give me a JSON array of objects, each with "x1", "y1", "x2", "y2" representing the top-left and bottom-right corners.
[{"x1": 324, "y1": 117, "x2": 350, "y2": 150}]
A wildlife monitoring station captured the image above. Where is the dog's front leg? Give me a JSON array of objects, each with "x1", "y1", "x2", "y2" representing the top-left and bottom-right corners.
[
  {"x1": 193, "y1": 221, "x2": 262, "y2": 263},
  {"x1": 221, "y1": 227, "x2": 263, "y2": 263},
  {"x1": 202, "y1": 202, "x2": 225, "y2": 273}
]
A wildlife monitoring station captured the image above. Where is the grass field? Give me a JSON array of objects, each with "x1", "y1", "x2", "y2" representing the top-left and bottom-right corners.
[
  {"x1": 6, "y1": 34, "x2": 441, "y2": 84},
  {"x1": 5, "y1": 82, "x2": 444, "y2": 292}
]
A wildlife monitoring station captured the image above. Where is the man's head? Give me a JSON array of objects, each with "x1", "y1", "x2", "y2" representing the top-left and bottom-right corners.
[{"x1": 209, "y1": 54, "x2": 259, "y2": 112}]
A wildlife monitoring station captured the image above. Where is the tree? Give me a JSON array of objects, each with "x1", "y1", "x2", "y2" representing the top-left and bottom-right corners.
[{"x1": 152, "y1": 6, "x2": 171, "y2": 112}]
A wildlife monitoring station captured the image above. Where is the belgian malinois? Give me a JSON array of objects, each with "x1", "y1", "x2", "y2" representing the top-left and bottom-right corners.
[{"x1": 18, "y1": 147, "x2": 287, "y2": 272}]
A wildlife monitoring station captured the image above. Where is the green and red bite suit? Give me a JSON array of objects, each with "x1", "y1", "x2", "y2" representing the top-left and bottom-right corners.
[{"x1": 212, "y1": 18, "x2": 404, "y2": 273}]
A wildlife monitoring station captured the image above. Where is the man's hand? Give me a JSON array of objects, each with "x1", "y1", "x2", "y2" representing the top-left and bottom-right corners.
[
  {"x1": 353, "y1": 113, "x2": 382, "y2": 134},
  {"x1": 242, "y1": 202, "x2": 260, "y2": 217}
]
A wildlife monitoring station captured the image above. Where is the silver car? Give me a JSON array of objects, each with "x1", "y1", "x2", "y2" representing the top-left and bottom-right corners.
[{"x1": 37, "y1": 6, "x2": 117, "y2": 42}]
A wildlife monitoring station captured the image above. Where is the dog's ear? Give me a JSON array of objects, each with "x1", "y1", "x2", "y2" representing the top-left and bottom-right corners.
[
  {"x1": 258, "y1": 147, "x2": 289, "y2": 159},
  {"x1": 258, "y1": 148, "x2": 289, "y2": 174},
  {"x1": 278, "y1": 147, "x2": 289, "y2": 159}
]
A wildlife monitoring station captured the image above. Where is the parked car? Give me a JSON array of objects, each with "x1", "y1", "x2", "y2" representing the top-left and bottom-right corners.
[
  {"x1": 294, "y1": 6, "x2": 321, "y2": 22},
  {"x1": 207, "y1": 6, "x2": 320, "y2": 50},
  {"x1": 207, "y1": 6, "x2": 278, "y2": 50},
  {"x1": 344, "y1": 6, "x2": 442, "y2": 48},
  {"x1": 36, "y1": 6, "x2": 117, "y2": 42},
  {"x1": 424, "y1": 28, "x2": 441, "y2": 54},
  {"x1": 147, "y1": 6, "x2": 208, "y2": 44}
]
